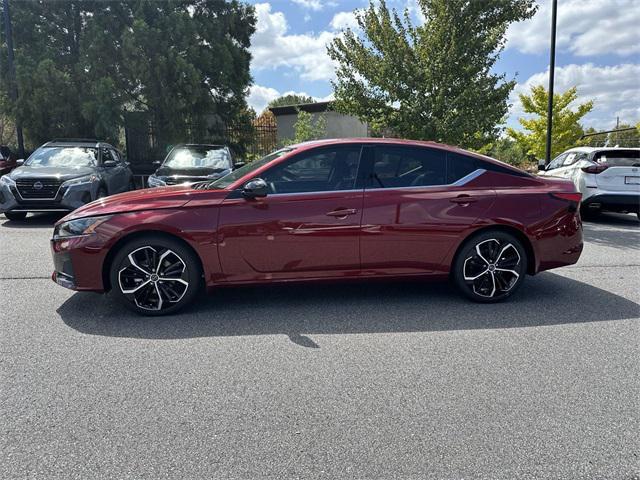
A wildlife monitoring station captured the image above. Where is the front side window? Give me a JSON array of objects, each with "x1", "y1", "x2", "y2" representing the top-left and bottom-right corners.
[
  {"x1": 25, "y1": 147, "x2": 97, "y2": 168},
  {"x1": 547, "y1": 153, "x2": 568, "y2": 170},
  {"x1": 371, "y1": 146, "x2": 446, "y2": 188},
  {"x1": 209, "y1": 148, "x2": 295, "y2": 189},
  {"x1": 261, "y1": 146, "x2": 362, "y2": 194},
  {"x1": 165, "y1": 146, "x2": 232, "y2": 170}
]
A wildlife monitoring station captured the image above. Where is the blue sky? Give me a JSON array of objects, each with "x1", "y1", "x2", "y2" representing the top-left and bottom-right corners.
[{"x1": 245, "y1": 0, "x2": 639, "y2": 132}]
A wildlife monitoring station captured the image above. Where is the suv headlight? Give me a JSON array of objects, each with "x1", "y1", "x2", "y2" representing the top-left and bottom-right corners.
[
  {"x1": 147, "y1": 175, "x2": 166, "y2": 187},
  {"x1": 0, "y1": 175, "x2": 16, "y2": 187},
  {"x1": 62, "y1": 174, "x2": 99, "y2": 187},
  {"x1": 53, "y1": 215, "x2": 111, "y2": 239}
]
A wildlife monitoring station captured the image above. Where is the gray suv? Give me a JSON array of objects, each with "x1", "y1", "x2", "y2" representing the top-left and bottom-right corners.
[{"x1": 0, "y1": 139, "x2": 134, "y2": 221}]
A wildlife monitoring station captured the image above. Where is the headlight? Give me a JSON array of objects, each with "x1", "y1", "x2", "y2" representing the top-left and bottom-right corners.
[
  {"x1": 0, "y1": 175, "x2": 16, "y2": 187},
  {"x1": 62, "y1": 174, "x2": 99, "y2": 187},
  {"x1": 147, "y1": 175, "x2": 166, "y2": 187},
  {"x1": 53, "y1": 215, "x2": 111, "y2": 239}
]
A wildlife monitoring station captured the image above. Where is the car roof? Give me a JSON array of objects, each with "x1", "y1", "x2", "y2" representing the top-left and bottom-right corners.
[
  {"x1": 43, "y1": 139, "x2": 115, "y2": 149},
  {"x1": 288, "y1": 138, "x2": 529, "y2": 176}
]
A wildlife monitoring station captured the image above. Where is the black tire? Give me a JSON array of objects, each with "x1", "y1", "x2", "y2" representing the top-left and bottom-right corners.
[
  {"x1": 4, "y1": 211, "x2": 27, "y2": 221},
  {"x1": 452, "y1": 230, "x2": 527, "y2": 303},
  {"x1": 96, "y1": 187, "x2": 108, "y2": 200},
  {"x1": 109, "y1": 235, "x2": 203, "y2": 316}
]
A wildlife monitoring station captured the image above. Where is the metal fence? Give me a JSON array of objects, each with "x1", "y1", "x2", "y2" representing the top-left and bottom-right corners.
[{"x1": 124, "y1": 112, "x2": 278, "y2": 175}]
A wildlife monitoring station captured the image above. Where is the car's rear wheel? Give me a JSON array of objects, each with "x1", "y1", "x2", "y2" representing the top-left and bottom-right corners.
[
  {"x1": 4, "y1": 211, "x2": 27, "y2": 221},
  {"x1": 109, "y1": 236, "x2": 202, "y2": 315},
  {"x1": 453, "y1": 231, "x2": 527, "y2": 303}
]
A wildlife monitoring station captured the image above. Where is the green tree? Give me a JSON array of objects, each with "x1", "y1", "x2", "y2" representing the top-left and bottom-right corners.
[
  {"x1": 327, "y1": 0, "x2": 536, "y2": 149},
  {"x1": 478, "y1": 137, "x2": 529, "y2": 167},
  {"x1": 607, "y1": 123, "x2": 640, "y2": 147},
  {"x1": 268, "y1": 94, "x2": 316, "y2": 108},
  {"x1": 284, "y1": 109, "x2": 326, "y2": 145},
  {"x1": 0, "y1": 1, "x2": 256, "y2": 147},
  {"x1": 507, "y1": 85, "x2": 593, "y2": 159}
]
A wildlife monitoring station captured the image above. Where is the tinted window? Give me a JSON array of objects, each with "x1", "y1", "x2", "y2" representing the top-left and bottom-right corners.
[
  {"x1": 447, "y1": 153, "x2": 479, "y2": 183},
  {"x1": 547, "y1": 153, "x2": 568, "y2": 170},
  {"x1": 261, "y1": 146, "x2": 362, "y2": 194},
  {"x1": 594, "y1": 150, "x2": 640, "y2": 167},
  {"x1": 371, "y1": 146, "x2": 446, "y2": 188}
]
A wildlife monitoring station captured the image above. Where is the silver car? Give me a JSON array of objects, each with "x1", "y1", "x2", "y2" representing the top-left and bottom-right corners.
[{"x1": 0, "y1": 139, "x2": 135, "y2": 221}]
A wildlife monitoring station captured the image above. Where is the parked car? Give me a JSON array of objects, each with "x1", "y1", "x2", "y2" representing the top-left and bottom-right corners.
[
  {"x1": 539, "y1": 147, "x2": 640, "y2": 219},
  {"x1": 0, "y1": 139, "x2": 135, "y2": 221},
  {"x1": 0, "y1": 145, "x2": 17, "y2": 176},
  {"x1": 51, "y1": 138, "x2": 583, "y2": 315},
  {"x1": 147, "y1": 144, "x2": 243, "y2": 187}
]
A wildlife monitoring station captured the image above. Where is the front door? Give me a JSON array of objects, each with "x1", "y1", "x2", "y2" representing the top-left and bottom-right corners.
[
  {"x1": 217, "y1": 144, "x2": 364, "y2": 283},
  {"x1": 360, "y1": 146, "x2": 497, "y2": 275}
]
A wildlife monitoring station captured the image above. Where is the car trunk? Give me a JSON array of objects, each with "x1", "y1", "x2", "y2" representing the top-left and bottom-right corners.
[{"x1": 593, "y1": 150, "x2": 640, "y2": 192}]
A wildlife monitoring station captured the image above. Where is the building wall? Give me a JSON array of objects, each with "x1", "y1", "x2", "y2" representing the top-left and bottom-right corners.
[{"x1": 275, "y1": 111, "x2": 368, "y2": 142}]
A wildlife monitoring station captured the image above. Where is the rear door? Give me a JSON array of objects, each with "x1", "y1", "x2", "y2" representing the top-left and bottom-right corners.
[
  {"x1": 593, "y1": 150, "x2": 640, "y2": 192},
  {"x1": 359, "y1": 146, "x2": 496, "y2": 275}
]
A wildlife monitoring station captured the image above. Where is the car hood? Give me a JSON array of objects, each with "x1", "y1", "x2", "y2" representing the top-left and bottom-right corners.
[
  {"x1": 154, "y1": 166, "x2": 229, "y2": 178},
  {"x1": 61, "y1": 185, "x2": 227, "y2": 222},
  {"x1": 9, "y1": 165, "x2": 96, "y2": 180}
]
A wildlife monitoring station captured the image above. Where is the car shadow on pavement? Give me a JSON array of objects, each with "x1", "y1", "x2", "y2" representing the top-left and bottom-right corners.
[
  {"x1": 582, "y1": 212, "x2": 640, "y2": 251},
  {"x1": 58, "y1": 272, "x2": 640, "y2": 346},
  {"x1": 1, "y1": 212, "x2": 65, "y2": 228}
]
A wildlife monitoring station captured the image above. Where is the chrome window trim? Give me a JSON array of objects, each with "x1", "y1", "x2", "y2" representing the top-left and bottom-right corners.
[{"x1": 260, "y1": 168, "x2": 486, "y2": 197}]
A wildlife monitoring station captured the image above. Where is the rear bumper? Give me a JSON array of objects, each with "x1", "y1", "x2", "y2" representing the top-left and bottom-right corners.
[{"x1": 582, "y1": 193, "x2": 640, "y2": 213}]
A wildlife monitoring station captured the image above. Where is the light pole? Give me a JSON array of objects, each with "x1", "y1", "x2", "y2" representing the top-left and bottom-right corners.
[
  {"x1": 544, "y1": 0, "x2": 558, "y2": 165},
  {"x1": 2, "y1": 0, "x2": 24, "y2": 158}
]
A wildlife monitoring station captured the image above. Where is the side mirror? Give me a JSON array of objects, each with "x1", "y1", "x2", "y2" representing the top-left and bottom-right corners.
[
  {"x1": 16, "y1": 159, "x2": 24, "y2": 166},
  {"x1": 537, "y1": 159, "x2": 547, "y2": 172},
  {"x1": 103, "y1": 160, "x2": 117, "y2": 168},
  {"x1": 233, "y1": 161, "x2": 246, "y2": 170},
  {"x1": 242, "y1": 178, "x2": 268, "y2": 199}
]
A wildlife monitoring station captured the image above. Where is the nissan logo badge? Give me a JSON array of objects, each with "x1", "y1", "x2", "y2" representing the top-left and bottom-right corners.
[{"x1": 33, "y1": 181, "x2": 43, "y2": 190}]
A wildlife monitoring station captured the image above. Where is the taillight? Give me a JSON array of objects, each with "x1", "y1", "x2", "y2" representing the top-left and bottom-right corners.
[
  {"x1": 550, "y1": 192, "x2": 582, "y2": 204},
  {"x1": 581, "y1": 164, "x2": 608, "y2": 174}
]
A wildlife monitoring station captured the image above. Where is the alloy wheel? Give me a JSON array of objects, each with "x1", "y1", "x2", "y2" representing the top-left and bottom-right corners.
[
  {"x1": 462, "y1": 238, "x2": 521, "y2": 298},
  {"x1": 117, "y1": 246, "x2": 189, "y2": 311}
]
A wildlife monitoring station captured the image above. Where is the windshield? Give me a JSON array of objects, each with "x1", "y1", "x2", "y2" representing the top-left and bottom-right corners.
[
  {"x1": 208, "y1": 147, "x2": 295, "y2": 189},
  {"x1": 164, "y1": 146, "x2": 232, "y2": 170},
  {"x1": 25, "y1": 146, "x2": 97, "y2": 168}
]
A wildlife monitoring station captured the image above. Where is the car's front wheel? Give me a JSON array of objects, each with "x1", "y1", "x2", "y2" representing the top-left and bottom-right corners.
[
  {"x1": 4, "y1": 211, "x2": 27, "y2": 221},
  {"x1": 109, "y1": 236, "x2": 203, "y2": 315},
  {"x1": 453, "y1": 231, "x2": 527, "y2": 302}
]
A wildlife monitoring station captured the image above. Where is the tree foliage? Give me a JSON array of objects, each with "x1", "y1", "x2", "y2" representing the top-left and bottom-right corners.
[
  {"x1": 507, "y1": 85, "x2": 593, "y2": 159},
  {"x1": 327, "y1": 0, "x2": 536, "y2": 149},
  {"x1": 0, "y1": 0, "x2": 256, "y2": 147},
  {"x1": 268, "y1": 94, "x2": 316, "y2": 109},
  {"x1": 478, "y1": 137, "x2": 529, "y2": 168},
  {"x1": 284, "y1": 110, "x2": 326, "y2": 146}
]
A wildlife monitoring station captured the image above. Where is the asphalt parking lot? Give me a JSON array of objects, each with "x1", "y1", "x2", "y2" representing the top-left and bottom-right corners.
[{"x1": 1, "y1": 212, "x2": 639, "y2": 479}]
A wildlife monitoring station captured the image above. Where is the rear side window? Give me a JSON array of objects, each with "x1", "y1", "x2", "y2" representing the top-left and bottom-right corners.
[
  {"x1": 447, "y1": 153, "x2": 479, "y2": 183},
  {"x1": 594, "y1": 150, "x2": 640, "y2": 167},
  {"x1": 371, "y1": 146, "x2": 446, "y2": 188}
]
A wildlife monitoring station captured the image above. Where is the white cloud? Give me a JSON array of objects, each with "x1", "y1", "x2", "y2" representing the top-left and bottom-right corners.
[
  {"x1": 247, "y1": 85, "x2": 330, "y2": 113},
  {"x1": 291, "y1": 0, "x2": 336, "y2": 11},
  {"x1": 251, "y1": 3, "x2": 338, "y2": 82},
  {"x1": 509, "y1": 63, "x2": 640, "y2": 131},
  {"x1": 330, "y1": 11, "x2": 359, "y2": 31},
  {"x1": 507, "y1": 0, "x2": 640, "y2": 57}
]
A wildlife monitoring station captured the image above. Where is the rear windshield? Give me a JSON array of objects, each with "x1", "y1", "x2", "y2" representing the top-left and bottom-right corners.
[{"x1": 594, "y1": 150, "x2": 640, "y2": 167}]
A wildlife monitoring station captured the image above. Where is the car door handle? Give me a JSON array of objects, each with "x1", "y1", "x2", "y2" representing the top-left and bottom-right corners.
[
  {"x1": 326, "y1": 208, "x2": 357, "y2": 217},
  {"x1": 450, "y1": 195, "x2": 478, "y2": 204}
]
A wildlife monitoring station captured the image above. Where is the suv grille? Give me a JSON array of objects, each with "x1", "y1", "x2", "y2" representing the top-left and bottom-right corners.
[{"x1": 16, "y1": 179, "x2": 63, "y2": 199}]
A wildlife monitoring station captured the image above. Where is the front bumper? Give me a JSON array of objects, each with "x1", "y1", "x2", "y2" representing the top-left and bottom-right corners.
[
  {"x1": 582, "y1": 192, "x2": 640, "y2": 213},
  {"x1": 0, "y1": 181, "x2": 99, "y2": 214},
  {"x1": 51, "y1": 235, "x2": 108, "y2": 292}
]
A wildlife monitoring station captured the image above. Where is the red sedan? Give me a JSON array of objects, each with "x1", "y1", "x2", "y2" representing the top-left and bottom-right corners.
[{"x1": 51, "y1": 139, "x2": 583, "y2": 315}]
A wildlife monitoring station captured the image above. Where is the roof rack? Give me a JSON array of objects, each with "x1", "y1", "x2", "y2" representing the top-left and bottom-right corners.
[{"x1": 49, "y1": 138, "x2": 100, "y2": 143}]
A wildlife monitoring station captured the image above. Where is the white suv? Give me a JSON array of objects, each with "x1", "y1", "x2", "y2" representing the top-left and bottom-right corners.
[{"x1": 539, "y1": 147, "x2": 640, "y2": 219}]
